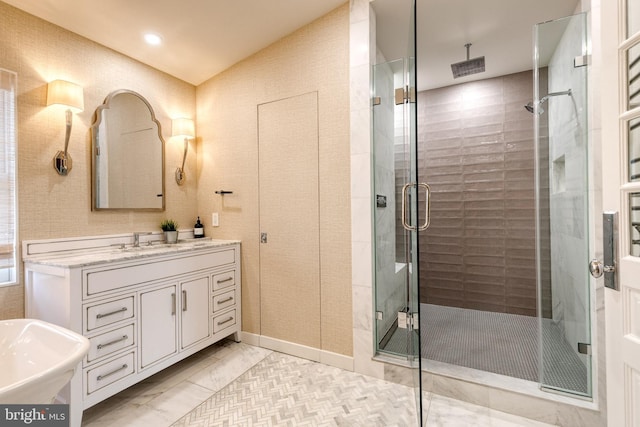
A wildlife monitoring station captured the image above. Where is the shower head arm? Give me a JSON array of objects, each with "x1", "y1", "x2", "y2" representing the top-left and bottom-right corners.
[
  {"x1": 464, "y1": 43, "x2": 472, "y2": 60},
  {"x1": 540, "y1": 89, "x2": 572, "y2": 104}
]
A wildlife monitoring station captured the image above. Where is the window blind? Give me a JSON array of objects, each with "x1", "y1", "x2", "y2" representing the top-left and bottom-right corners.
[{"x1": 0, "y1": 69, "x2": 17, "y2": 285}]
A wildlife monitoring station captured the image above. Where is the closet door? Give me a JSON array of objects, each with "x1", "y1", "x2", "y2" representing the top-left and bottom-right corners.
[{"x1": 258, "y1": 92, "x2": 320, "y2": 348}]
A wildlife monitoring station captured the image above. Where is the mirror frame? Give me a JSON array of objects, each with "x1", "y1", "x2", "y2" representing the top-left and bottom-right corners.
[{"x1": 91, "y1": 89, "x2": 166, "y2": 211}]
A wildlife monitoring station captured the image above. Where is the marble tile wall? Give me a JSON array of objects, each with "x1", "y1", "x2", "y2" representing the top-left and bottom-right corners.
[
  {"x1": 546, "y1": 13, "x2": 591, "y2": 371},
  {"x1": 350, "y1": 0, "x2": 387, "y2": 380}
]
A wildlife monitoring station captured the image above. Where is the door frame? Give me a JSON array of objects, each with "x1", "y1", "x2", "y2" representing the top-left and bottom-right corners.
[{"x1": 601, "y1": 0, "x2": 640, "y2": 425}]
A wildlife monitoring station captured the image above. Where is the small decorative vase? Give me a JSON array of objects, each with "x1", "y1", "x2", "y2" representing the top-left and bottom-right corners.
[{"x1": 164, "y1": 230, "x2": 178, "y2": 244}]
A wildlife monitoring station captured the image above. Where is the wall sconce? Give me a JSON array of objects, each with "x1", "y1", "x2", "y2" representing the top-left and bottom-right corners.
[
  {"x1": 47, "y1": 79, "x2": 84, "y2": 176},
  {"x1": 171, "y1": 117, "x2": 195, "y2": 185}
]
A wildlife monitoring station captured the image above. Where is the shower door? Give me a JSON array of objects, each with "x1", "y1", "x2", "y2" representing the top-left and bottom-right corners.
[
  {"x1": 534, "y1": 12, "x2": 592, "y2": 397},
  {"x1": 372, "y1": 54, "x2": 423, "y2": 424},
  {"x1": 371, "y1": 0, "x2": 423, "y2": 422}
]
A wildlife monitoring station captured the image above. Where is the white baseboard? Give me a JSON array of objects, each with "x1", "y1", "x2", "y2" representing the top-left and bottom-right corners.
[
  {"x1": 240, "y1": 331, "x2": 260, "y2": 346},
  {"x1": 320, "y1": 349, "x2": 354, "y2": 371},
  {"x1": 239, "y1": 331, "x2": 354, "y2": 371}
]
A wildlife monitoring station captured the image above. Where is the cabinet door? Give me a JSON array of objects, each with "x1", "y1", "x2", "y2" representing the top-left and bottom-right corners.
[
  {"x1": 140, "y1": 285, "x2": 177, "y2": 368},
  {"x1": 180, "y1": 277, "x2": 210, "y2": 349}
]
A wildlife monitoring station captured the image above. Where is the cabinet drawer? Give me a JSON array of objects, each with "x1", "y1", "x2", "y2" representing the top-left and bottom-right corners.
[
  {"x1": 86, "y1": 297, "x2": 134, "y2": 331},
  {"x1": 86, "y1": 352, "x2": 135, "y2": 394},
  {"x1": 212, "y1": 270, "x2": 235, "y2": 291},
  {"x1": 213, "y1": 309, "x2": 236, "y2": 334},
  {"x1": 212, "y1": 289, "x2": 236, "y2": 313},
  {"x1": 87, "y1": 324, "x2": 135, "y2": 364},
  {"x1": 85, "y1": 249, "x2": 236, "y2": 296}
]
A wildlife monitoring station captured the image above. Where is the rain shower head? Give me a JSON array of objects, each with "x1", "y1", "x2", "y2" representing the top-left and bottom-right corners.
[
  {"x1": 524, "y1": 89, "x2": 572, "y2": 114},
  {"x1": 451, "y1": 43, "x2": 485, "y2": 79}
]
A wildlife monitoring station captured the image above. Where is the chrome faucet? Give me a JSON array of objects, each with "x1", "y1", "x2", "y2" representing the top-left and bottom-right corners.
[{"x1": 133, "y1": 232, "x2": 152, "y2": 247}]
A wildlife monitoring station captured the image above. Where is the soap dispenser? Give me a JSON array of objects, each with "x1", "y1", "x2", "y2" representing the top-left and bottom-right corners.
[{"x1": 194, "y1": 216, "x2": 204, "y2": 238}]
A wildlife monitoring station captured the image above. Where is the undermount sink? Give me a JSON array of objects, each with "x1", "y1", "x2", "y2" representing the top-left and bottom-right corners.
[
  {"x1": 120, "y1": 239, "x2": 214, "y2": 252},
  {"x1": 123, "y1": 243, "x2": 173, "y2": 251},
  {"x1": 0, "y1": 319, "x2": 89, "y2": 404}
]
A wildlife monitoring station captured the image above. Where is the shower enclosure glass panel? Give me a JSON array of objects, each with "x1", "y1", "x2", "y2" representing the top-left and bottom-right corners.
[
  {"x1": 372, "y1": 54, "x2": 423, "y2": 425},
  {"x1": 373, "y1": 58, "x2": 408, "y2": 357},
  {"x1": 372, "y1": 57, "x2": 421, "y2": 355},
  {"x1": 372, "y1": 1, "x2": 422, "y2": 422},
  {"x1": 534, "y1": 12, "x2": 592, "y2": 397}
]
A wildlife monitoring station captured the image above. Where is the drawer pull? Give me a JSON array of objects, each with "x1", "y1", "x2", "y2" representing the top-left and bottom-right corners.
[
  {"x1": 217, "y1": 316, "x2": 234, "y2": 326},
  {"x1": 217, "y1": 297, "x2": 233, "y2": 304},
  {"x1": 97, "y1": 364, "x2": 128, "y2": 381},
  {"x1": 96, "y1": 307, "x2": 128, "y2": 319},
  {"x1": 97, "y1": 335, "x2": 129, "y2": 350},
  {"x1": 182, "y1": 290, "x2": 188, "y2": 312},
  {"x1": 217, "y1": 277, "x2": 233, "y2": 284},
  {"x1": 171, "y1": 293, "x2": 176, "y2": 315}
]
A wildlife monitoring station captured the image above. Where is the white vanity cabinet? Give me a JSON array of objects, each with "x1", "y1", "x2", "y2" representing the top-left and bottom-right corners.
[
  {"x1": 23, "y1": 237, "x2": 241, "y2": 427},
  {"x1": 179, "y1": 276, "x2": 211, "y2": 349},
  {"x1": 139, "y1": 284, "x2": 178, "y2": 368}
]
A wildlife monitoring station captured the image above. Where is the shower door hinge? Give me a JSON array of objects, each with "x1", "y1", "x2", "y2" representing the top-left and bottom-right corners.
[
  {"x1": 574, "y1": 55, "x2": 591, "y2": 67},
  {"x1": 395, "y1": 87, "x2": 406, "y2": 105},
  {"x1": 577, "y1": 342, "x2": 592, "y2": 355},
  {"x1": 397, "y1": 310, "x2": 419, "y2": 330},
  {"x1": 395, "y1": 86, "x2": 416, "y2": 105},
  {"x1": 372, "y1": 96, "x2": 381, "y2": 106},
  {"x1": 376, "y1": 311, "x2": 383, "y2": 320}
]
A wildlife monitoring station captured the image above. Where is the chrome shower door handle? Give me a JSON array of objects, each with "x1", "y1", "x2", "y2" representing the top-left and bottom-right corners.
[
  {"x1": 401, "y1": 182, "x2": 432, "y2": 232},
  {"x1": 590, "y1": 212, "x2": 619, "y2": 290},
  {"x1": 588, "y1": 259, "x2": 604, "y2": 278},
  {"x1": 602, "y1": 212, "x2": 618, "y2": 290},
  {"x1": 418, "y1": 182, "x2": 431, "y2": 231},
  {"x1": 401, "y1": 183, "x2": 415, "y2": 231}
]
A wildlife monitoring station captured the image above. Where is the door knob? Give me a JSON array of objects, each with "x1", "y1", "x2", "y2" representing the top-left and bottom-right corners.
[{"x1": 588, "y1": 259, "x2": 603, "y2": 278}]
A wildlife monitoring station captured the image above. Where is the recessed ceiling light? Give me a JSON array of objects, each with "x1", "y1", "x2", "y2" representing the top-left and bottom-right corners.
[{"x1": 144, "y1": 33, "x2": 163, "y2": 46}]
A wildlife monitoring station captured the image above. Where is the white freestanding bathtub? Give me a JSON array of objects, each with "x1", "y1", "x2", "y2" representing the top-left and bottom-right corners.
[{"x1": 0, "y1": 319, "x2": 89, "y2": 404}]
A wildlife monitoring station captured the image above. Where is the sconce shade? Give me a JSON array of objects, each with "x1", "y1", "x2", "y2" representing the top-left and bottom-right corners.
[
  {"x1": 47, "y1": 80, "x2": 84, "y2": 111},
  {"x1": 172, "y1": 117, "x2": 195, "y2": 138}
]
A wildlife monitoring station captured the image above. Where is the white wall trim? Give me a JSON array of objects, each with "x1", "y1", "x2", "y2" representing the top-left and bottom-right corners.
[
  {"x1": 240, "y1": 331, "x2": 261, "y2": 346},
  {"x1": 241, "y1": 332, "x2": 354, "y2": 371},
  {"x1": 320, "y1": 350, "x2": 354, "y2": 371}
]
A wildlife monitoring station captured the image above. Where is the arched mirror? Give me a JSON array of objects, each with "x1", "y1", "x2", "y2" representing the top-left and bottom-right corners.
[{"x1": 91, "y1": 90, "x2": 165, "y2": 210}]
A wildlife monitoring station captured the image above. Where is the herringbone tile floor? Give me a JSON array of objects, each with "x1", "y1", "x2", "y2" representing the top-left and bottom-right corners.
[
  {"x1": 171, "y1": 352, "x2": 417, "y2": 427},
  {"x1": 83, "y1": 341, "x2": 554, "y2": 426}
]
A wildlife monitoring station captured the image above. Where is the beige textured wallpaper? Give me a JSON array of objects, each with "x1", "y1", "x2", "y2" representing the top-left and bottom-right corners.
[
  {"x1": 0, "y1": 1, "x2": 197, "y2": 319},
  {"x1": 196, "y1": 5, "x2": 352, "y2": 356},
  {"x1": 0, "y1": 1, "x2": 352, "y2": 357}
]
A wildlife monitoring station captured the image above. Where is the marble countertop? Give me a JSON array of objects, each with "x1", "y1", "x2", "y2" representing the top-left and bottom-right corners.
[{"x1": 23, "y1": 238, "x2": 241, "y2": 268}]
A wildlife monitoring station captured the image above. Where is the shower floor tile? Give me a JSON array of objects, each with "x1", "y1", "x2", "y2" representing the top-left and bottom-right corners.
[{"x1": 383, "y1": 304, "x2": 588, "y2": 394}]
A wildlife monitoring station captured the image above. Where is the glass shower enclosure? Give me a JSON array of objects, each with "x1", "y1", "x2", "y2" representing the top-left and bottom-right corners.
[
  {"x1": 371, "y1": 0, "x2": 423, "y2": 423},
  {"x1": 534, "y1": 12, "x2": 592, "y2": 397},
  {"x1": 372, "y1": 54, "x2": 424, "y2": 427}
]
